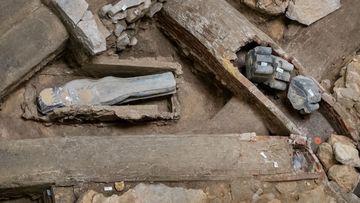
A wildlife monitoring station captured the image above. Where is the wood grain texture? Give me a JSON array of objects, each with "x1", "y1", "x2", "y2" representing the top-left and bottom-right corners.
[{"x1": 0, "y1": 134, "x2": 295, "y2": 188}]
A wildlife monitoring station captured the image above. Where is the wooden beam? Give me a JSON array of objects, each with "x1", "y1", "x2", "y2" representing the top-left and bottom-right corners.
[{"x1": 0, "y1": 134, "x2": 311, "y2": 188}]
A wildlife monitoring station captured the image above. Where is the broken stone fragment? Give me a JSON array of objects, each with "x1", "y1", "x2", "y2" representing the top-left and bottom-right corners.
[
  {"x1": 116, "y1": 32, "x2": 130, "y2": 51},
  {"x1": 328, "y1": 165, "x2": 359, "y2": 193},
  {"x1": 317, "y1": 142, "x2": 336, "y2": 171},
  {"x1": 37, "y1": 72, "x2": 176, "y2": 114},
  {"x1": 242, "y1": 0, "x2": 289, "y2": 15},
  {"x1": 147, "y1": 2, "x2": 163, "y2": 18},
  {"x1": 333, "y1": 142, "x2": 360, "y2": 167},
  {"x1": 108, "y1": 0, "x2": 146, "y2": 16},
  {"x1": 77, "y1": 11, "x2": 107, "y2": 55},
  {"x1": 286, "y1": 0, "x2": 341, "y2": 26},
  {"x1": 114, "y1": 21, "x2": 127, "y2": 37}
]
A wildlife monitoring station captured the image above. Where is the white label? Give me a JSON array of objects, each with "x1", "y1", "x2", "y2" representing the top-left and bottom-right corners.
[
  {"x1": 273, "y1": 162, "x2": 279, "y2": 168},
  {"x1": 261, "y1": 62, "x2": 268, "y2": 67},
  {"x1": 104, "y1": 186, "x2": 113, "y2": 191},
  {"x1": 276, "y1": 68, "x2": 284, "y2": 73}
]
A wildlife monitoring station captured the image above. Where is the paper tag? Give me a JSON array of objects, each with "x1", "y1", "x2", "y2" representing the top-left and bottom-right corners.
[
  {"x1": 273, "y1": 162, "x2": 279, "y2": 168},
  {"x1": 276, "y1": 67, "x2": 284, "y2": 73}
]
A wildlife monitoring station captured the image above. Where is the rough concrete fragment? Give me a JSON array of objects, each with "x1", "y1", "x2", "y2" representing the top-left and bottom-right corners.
[
  {"x1": 84, "y1": 55, "x2": 183, "y2": 77},
  {"x1": 328, "y1": 165, "x2": 359, "y2": 193},
  {"x1": 333, "y1": 142, "x2": 360, "y2": 167},
  {"x1": 286, "y1": 0, "x2": 341, "y2": 26},
  {"x1": 52, "y1": 0, "x2": 88, "y2": 25},
  {"x1": 108, "y1": 0, "x2": 146, "y2": 16},
  {"x1": 243, "y1": 0, "x2": 289, "y2": 15},
  {"x1": 94, "y1": 183, "x2": 208, "y2": 203},
  {"x1": 0, "y1": 6, "x2": 68, "y2": 99},
  {"x1": 77, "y1": 11, "x2": 107, "y2": 55},
  {"x1": 147, "y1": 2, "x2": 163, "y2": 18},
  {"x1": 317, "y1": 142, "x2": 336, "y2": 171}
]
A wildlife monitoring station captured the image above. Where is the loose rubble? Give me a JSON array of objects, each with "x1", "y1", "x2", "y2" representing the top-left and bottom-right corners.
[
  {"x1": 99, "y1": 0, "x2": 165, "y2": 52},
  {"x1": 333, "y1": 55, "x2": 360, "y2": 133},
  {"x1": 316, "y1": 134, "x2": 360, "y2": 193}
]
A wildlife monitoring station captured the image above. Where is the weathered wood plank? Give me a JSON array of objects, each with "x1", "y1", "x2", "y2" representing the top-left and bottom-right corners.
[
  {"x1": 0, "y1": 134, "x2": 297, "y2": 188},
  {"x1": 160, "y1": 0, "x2": 300, "y2": 135}
]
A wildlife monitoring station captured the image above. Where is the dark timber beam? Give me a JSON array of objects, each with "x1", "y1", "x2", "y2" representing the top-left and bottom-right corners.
[{"x1": 0, "y1": 134, "x2": 320, "y2": 188}]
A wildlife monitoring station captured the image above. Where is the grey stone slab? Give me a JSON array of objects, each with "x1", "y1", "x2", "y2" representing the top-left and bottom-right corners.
[
  {"x1": 286, "y1": 0, "x2": 341, "y2": 26},
  {"x1": 0, "y1": 134, "x2": 293, "y2": 188},
  {"x1": 76, "y1": 11, "x2": 107, "y2": 55},
  {"x1": 52, "y1": 0, "x2": 88, "y2": 25},
  {"x1": 0, "y1": 6, "x2": 68, "y2": 99}
]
